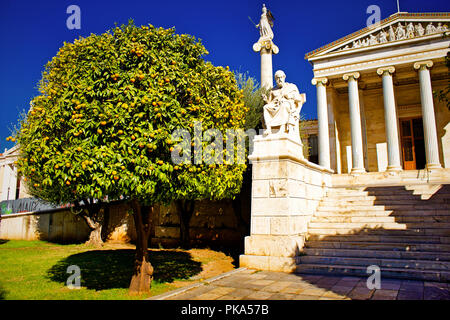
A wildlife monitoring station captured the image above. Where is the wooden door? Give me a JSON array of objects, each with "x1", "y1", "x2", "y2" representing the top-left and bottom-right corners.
[{"x1": 400, "y1": 117, "x2": 425, "y2": 170}]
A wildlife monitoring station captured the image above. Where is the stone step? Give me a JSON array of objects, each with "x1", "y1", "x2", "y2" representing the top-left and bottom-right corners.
[
  {"x1": 299, "y1": 255, "x2": 450, "y2": 271},
  {"x1": 318, "y1": 204, "x2": 450, "y2": 211},
  {"x1": 328, "y1": 188, "x2": 450, "y2": 198},
  {"x1": 320, "y1": 199, "x2": 450, "y2": 206},
  {"x1": 308, "y1": 222, "x2": 450, "y2": 230},
  {"x1": 314, "y1": 209, "x2": 450, "y2": 217},
  {"x1": 318, "y1": 205, "x2": 387, "y2": 211},
  {"x1": 311, "y1": 215, "x2": 450, "y2": 223},
  {"x1": 312, "y1": 216, "x2": 398, "y2": 223},
  {"x1": 369, "y1": 190, "x2": 450, "y2": 196},
  {"x1": 325, "y1": 195, "x2": 422, "y2": 201},
  {"x1": 302, "y1": 248, "x2": 450, "y2": 261},
  {"x1": 327, "y1": 186, "x2": 404, "y2": 194},
  {"x1": 304, "y1": 240, "x2": 450, "y2": 252},
  {"x1": 307, "y1": 227, "x2": 450, "y2": 237},
  {"x1": 324, "y1": 197, "x2": 450, "y2": 205},
  {"x1": 296, "y1": 264, "x2": 450, "y2": 282},
  {"x1": 306, "y1": 234, "x2": 450, "y2": 244}
]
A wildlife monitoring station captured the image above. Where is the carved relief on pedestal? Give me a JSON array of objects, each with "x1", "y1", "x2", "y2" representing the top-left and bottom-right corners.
[{"x1": 269, "y1": 179, "x2": 288, "y2": 198}]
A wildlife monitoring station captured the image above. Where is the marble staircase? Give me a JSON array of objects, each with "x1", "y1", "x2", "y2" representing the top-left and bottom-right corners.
[{"x1": 297, "y1": 185, "x2": 450, "y2": 282}]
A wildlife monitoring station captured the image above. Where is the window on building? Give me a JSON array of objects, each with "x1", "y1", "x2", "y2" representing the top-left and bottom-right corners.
[
  {"x1": 15, "y1": 175, "x2": 21, "y2": 200},
  {"x1": 307, "y1": 134, "x2": 318, "y2": 164}
]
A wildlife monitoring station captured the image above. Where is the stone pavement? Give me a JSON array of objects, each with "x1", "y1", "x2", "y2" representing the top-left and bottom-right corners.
[{"x1": 150, "y1": 268, "x2": 450, "y2": 300}]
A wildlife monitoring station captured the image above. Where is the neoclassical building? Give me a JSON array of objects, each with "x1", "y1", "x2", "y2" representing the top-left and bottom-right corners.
[
  {"x1": 0, "y1": 146, "x2": 27, "y2": 202},
  {"x1": 305, "y1": 12, "x2": 449, "y2": 174}
]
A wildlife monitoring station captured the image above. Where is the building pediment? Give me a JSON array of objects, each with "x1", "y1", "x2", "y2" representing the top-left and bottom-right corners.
[
  {"x1": 0, "y1": 145, "x2": 20, "y2": 166},
  {"x1": 305, "y1": 12, "x2": 450, "y2": 60}
]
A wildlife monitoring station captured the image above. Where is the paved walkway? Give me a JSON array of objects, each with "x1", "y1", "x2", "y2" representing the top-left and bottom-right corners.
[{"x1": 150, "y1": 268, "x2": 450, "y2": 300}]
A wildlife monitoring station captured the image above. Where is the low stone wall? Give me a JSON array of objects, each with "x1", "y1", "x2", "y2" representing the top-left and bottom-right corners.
[
  {"x1": 153, "y1": 199, "x2": 249, "y2": 247},
  {"x1": 0, "y1": 198, "x2": 249, "y2": 247},
  {"x1": 0, "y1": 209, "x2": 90, "y2": 242},
  {"x1": 240, "y1": 134, "x2": 333, "y2": 272}
]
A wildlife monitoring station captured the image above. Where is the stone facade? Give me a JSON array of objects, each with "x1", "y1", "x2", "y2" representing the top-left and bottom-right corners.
[
  {"x1": 0, "y1": 198, "x2": 249, "y2": 247},
  {"x1": 320, "y1": 76, "x2": 450, "y2": 173},
  {"x1": 306, "y1": 12, "x2": 450, "y2": 174},
  {"x1": 240, "y1": 133, "x2": 332, "y2": 272},
  {"x1": 0, "y1": 146, "x2": 30, "y2": 201}
]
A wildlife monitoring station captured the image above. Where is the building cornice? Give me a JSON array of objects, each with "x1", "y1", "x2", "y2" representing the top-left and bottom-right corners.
[{"x1": 305, "y1": 12, "x2": 450, "y2": 60}]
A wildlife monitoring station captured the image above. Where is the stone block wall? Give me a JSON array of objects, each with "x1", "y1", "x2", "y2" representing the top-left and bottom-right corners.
[
  {"x1": 152, "y1": 199, "x2": 249, "y2": 247},
  {"x1": 0, "y1": 196, "x2": 250, "y2": 248},
  {"x1": 0, "y1": 209, "x2": 90, "y2": 242},
  {"x1": 240, "y1": 134, "x2": 333, "y2": 272}
]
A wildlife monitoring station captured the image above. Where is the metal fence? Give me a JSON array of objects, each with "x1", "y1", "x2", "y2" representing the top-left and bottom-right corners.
[{"x1": 0, "y1": 198, "x2": 59, "y2": 215}]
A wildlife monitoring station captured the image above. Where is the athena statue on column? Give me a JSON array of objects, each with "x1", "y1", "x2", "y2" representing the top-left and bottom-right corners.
[{"x1": 256, "y1": 4, "x2": 274, "y2": 42}]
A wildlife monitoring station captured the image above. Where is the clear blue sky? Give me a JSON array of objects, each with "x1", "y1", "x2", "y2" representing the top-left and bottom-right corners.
[{"x1": 1, "y1": 0, "x2": 449, "y2": 152}]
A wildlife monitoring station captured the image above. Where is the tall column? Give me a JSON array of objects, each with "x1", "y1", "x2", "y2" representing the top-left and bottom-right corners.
[
  {"x1": 377, "y1": 66, "x2": 402, "y2": 172},
  {"x1": 254, "y1": 42, "x2": 279, "y2": 90},
  {"x1": 413, "y1": 60, "x2": 442, "y2": 169},
  {"x1": 260, "y1": 47, "x2": 273, "y2": 90},
  {"x1": 312, "y1": 77, "x2": 330, "y2": 169},
  {"x1": 343, "y1": 72, "x2": 366, "y2": 173}
]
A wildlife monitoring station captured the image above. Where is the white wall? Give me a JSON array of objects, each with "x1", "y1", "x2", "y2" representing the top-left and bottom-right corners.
[{"x1": 1, "y1": 164, "x2": 18, "y2": 201}]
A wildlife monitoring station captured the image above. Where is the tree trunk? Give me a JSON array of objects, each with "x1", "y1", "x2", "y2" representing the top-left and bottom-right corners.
[
  {"x1": 100, "y1": 205, "x2": 110, "y2": 242},
  {"x1": 82, "y1": 215, "x2": 104, "y2": 247},
  {"x1": 231, "y1": 195, "x2": 249, "y2": 238},
  {"x1": 129, "y1": 200, "x2": 154, "y2": 294},
  {"x1": 176, "y1": 200, "x2": 195, "y2": 249},
  {"x1": 232, "y1": 166, "x2": 251, "y2": 238}
]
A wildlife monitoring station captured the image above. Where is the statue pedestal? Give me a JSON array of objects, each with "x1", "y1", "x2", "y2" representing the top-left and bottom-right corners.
[{"x1": 240, "y1": 133, "x2": 333, "y2": 272}]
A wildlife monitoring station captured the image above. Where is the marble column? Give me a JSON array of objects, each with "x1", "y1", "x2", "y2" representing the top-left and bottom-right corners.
[
  {"x1": 377, "y1": 66, "x2": 402, "y2": 172},
  {"x1": 343, "y1": 72, "x2": 366, "y2": 173},
  {"x1": 413, "y1": 60, "x2": 442, "y2": 169},
  {"x1": 260, "y1": 47, "x2": 273, "y2": 90},
  {"x1": 253, "y1": 41, "x2": 279, "y2": 90},
  {"x1": 312, "y1": 77, "x2": 330, "y2": 169}
]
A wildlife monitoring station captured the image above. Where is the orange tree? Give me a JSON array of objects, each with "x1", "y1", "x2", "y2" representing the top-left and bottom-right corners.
[{"x1": 14, "y1": 21, "x2": 246, "y2": 293}]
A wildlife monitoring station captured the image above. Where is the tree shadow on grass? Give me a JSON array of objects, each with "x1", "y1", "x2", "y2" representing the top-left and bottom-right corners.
[
  {"x1": 46, "y1": 249, "x2": 202, "y2": 291},
  {"x1": 0, "y1": 284, "x2": 6, "y2": 300},
  {"x1": 0, "y1": 239, "x2": 9, "y2": 245}
]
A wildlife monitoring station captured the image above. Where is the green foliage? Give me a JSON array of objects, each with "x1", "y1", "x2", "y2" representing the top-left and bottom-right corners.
[
  {"x1": 15, "y1": 21, "x2": 246, "y2": 207},
  {"x1": 234, "y1": 72, "x2": 267, "y2": 131}
]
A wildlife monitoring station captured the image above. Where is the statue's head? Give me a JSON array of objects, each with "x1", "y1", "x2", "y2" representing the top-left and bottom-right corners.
[
  {"x1": 262, "y1": 4, "x2": 267, "y2": 14},
  {"x1": 274, "y1": 70, "x2": 286, "y2": 87}
]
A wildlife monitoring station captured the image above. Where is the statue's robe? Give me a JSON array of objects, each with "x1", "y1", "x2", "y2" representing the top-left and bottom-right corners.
[{"x1": 263, "y1": 82, "x2": 302, "y2": 128}]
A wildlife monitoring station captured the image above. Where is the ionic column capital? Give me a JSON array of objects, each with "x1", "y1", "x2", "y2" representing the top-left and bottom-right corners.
[
  {"x1": 377, "y1": 66, "x2": 395, "y2": 76},
  {"x1": 342, "y1": 72, "x2": 360, "y2": 81},
  {"x1": 413, "y1": 60, "x2": 433, "y2": 71},
  {"x1": 311, "y1": 77, "x2": 328, "y2": 86}
]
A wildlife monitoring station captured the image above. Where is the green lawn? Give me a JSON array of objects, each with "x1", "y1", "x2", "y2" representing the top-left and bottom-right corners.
[{"x1": 0, "y1": 240, "x2": 210, "y2": 300}]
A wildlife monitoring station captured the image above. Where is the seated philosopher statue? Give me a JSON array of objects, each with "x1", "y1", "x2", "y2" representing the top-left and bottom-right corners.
[{"x1": 262, "y1": 70, "x2": 305, "y2": 141}]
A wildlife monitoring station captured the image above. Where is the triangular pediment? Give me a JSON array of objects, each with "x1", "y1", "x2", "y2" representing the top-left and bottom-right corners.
[
  {"x1": 305, "y1": 12, "x2": 450, "y2": 59},
  {"x1": 1, "y1": 145, "x2": 19, "y2": 158}
]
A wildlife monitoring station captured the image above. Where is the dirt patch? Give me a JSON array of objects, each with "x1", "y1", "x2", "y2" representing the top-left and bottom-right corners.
[{"x1": 188, "y1": 249, "x2": 235, "y2": 278}]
